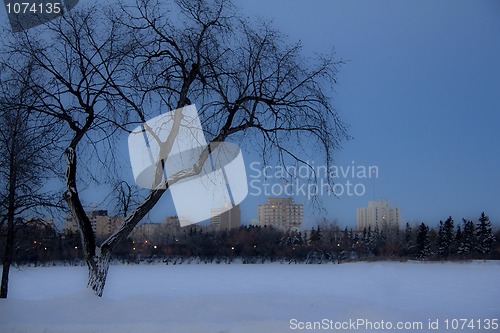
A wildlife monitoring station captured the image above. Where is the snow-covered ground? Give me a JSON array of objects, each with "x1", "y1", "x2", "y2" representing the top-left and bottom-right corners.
[{"x1": 1, "y1": 261, "x2": 499, "y2": 333}]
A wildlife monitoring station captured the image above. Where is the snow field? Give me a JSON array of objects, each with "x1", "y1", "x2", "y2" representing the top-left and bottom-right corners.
[{"x1": 0, "y1": 261, "x2": 499, "y2": 333}]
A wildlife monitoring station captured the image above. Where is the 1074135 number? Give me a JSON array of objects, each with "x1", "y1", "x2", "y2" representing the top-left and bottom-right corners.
[
  {"x1": 5, "y1": 2, "x2": 61, "y2": 14},
  {"x1": 443, "y1": 319, "x2": 498, "y2": 330}
]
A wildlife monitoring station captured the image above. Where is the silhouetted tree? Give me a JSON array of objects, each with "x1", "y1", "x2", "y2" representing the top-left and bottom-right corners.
[
  {"x1": 403, "y1": 223, "x2": 415, "y2": 256},
  {"x1": 458, "y1": 219, "x2": 475, "y2": 256},
  {"x1": 0, "y1": 62, "x2": 61, "y2": 298},
  {"x1": 476, "y1": 212, "x2": 495, "y2": 255},
  {"x1": 437, "y1": 217, "x2": 454, "y2": 259},
  {"x1": 416, "y1": 223, "x2": 430, "y2": 260}
]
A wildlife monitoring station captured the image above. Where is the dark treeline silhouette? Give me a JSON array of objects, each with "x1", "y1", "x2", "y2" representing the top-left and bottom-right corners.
[{"x1": 1, "y1": 212, "x2": 498, "y2": 265}]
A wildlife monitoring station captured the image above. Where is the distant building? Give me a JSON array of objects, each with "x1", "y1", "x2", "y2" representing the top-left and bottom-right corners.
[
  {"x1": 89, "y1": 210, "x2": 108, "y2": 218},
  {"x1": 131, "y1": 216, "x2": 184, "y2": 245},
  {"x1": 211, "y1": 202, "x2": 241, "y2": 231},
  {"x1": 356, "y1": 200, "x2": 401, "y2": 231},
  {"x1": 91, "y1": 210, "x2": 122, "y2": 240},
  {"x1": 64, "y1": 210, "x2": 122, "y2": 240},
  {"x1": 258, "y1": 197, "x2": 303, "y2": 231}
]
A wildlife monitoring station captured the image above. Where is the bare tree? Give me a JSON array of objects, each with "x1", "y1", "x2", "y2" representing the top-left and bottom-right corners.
[
  {"x1": 111, "y1": 181, "x2": 143, "y2": 218},
  {"x1": 2, "y1": 0, "x2": 348, "y2": 296},
  {"x1": 0, "y1": 61, "x2": 61, "y2": 298}
]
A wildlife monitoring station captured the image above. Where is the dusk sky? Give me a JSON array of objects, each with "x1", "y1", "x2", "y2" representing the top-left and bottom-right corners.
[
  {"x1": 2, "y1": 1, "x2": 499, "y2": 229},
  {"x1": 145, "y1": 0, "x2": 500, "y2": 228},
  {"x1": 234, "y1": 0, "x2": 500, "y2": 228}
]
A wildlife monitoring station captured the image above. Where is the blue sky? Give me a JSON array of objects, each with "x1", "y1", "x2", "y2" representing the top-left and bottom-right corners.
[
  {"x1": 233, "y1": 0, "x2": 500, "y2": 227},
  {"x1": 146, "y1": 0, "x2": 500, "y2": 228}
]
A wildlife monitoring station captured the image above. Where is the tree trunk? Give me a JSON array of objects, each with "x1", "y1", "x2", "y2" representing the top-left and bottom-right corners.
[
  {"x1": 1, "y1": 134, "x2": 18, "y2": 299},
  {"x1": 0, "y1": 264, "x2": 11, "y2": 299},
  {"x1": 0, "y1": 215, "x2": 15, "y2": 298},
  {"x1": 86, "y1": 251, "x2": 111, "y2": 297},
  {"x1": 0, "y1": 242, "x2": 14, "y2": 298}
]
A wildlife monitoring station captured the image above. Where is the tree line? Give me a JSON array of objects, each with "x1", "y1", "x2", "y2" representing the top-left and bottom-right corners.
[
  {"x1": 1, "y1": 212, "x2": 497, "y2": 266},
  {"x1": 411, "y1": 212, "x2": 496, "y2": 260}
]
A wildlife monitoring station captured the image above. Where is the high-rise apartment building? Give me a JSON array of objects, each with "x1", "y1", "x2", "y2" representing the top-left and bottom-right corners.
[
  {"x1": 356, "y1": 200, "x2": 401, "y2": 231},
  {"x1": 211, "y1": 202, "x2": 241, "y2": 231},
  {"x1": 258, "y1": 197, "x2": 303, "y2": 231},
  {"x1": 91, "y1": 210, "x2": 122, "y2": 240}
]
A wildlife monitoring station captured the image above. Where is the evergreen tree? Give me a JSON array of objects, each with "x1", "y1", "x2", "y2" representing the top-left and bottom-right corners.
[
  {"x1": 455, "y1": 225, "x2": 462, "y2": 254},
  {"x1": 373, "y1": 223, "x2": 380, "y2": 239},
  {"x1": 369, "y1": 226, "x2": 375, "y2": 253},
  {"x1": 362, "y1": 227, "x2": 368, "y2": 245},
  {"x1": 476, "y1": 212, "x2": 495, "y2": 254},
  {"x1": 437, "y1": 217, "x2": 455, "y2": 259},
  {"x1": 416, "y1": 223, "x2": 430, "y2": 260},
  {"x1": 341, "y1": 227, "x2": 350, "y2": 249},
  {"x1": 361, "y1": 227, "x2": 370, "y2": 254},
  {"x1": 352, "y1": 231, "x2": 359, "y2": 248},
  {"x1": 309, "y1": 226, "x2": 322, "y2": 245},
  {"x1": 316, "y1": 226, "x2": 322, "y2": 244},
  {"x1": 371, "y1": 223, "x2": 381, "y2": 254},
  {"x1": 458, "y1": 219, "x2": 475, "y2": 255},
  {"x1": 403, "y1": 223, "x2": 414, "y2": 256},
  {"x1": 378, "y1": 228, "x2": 387, "y2": 252}
]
